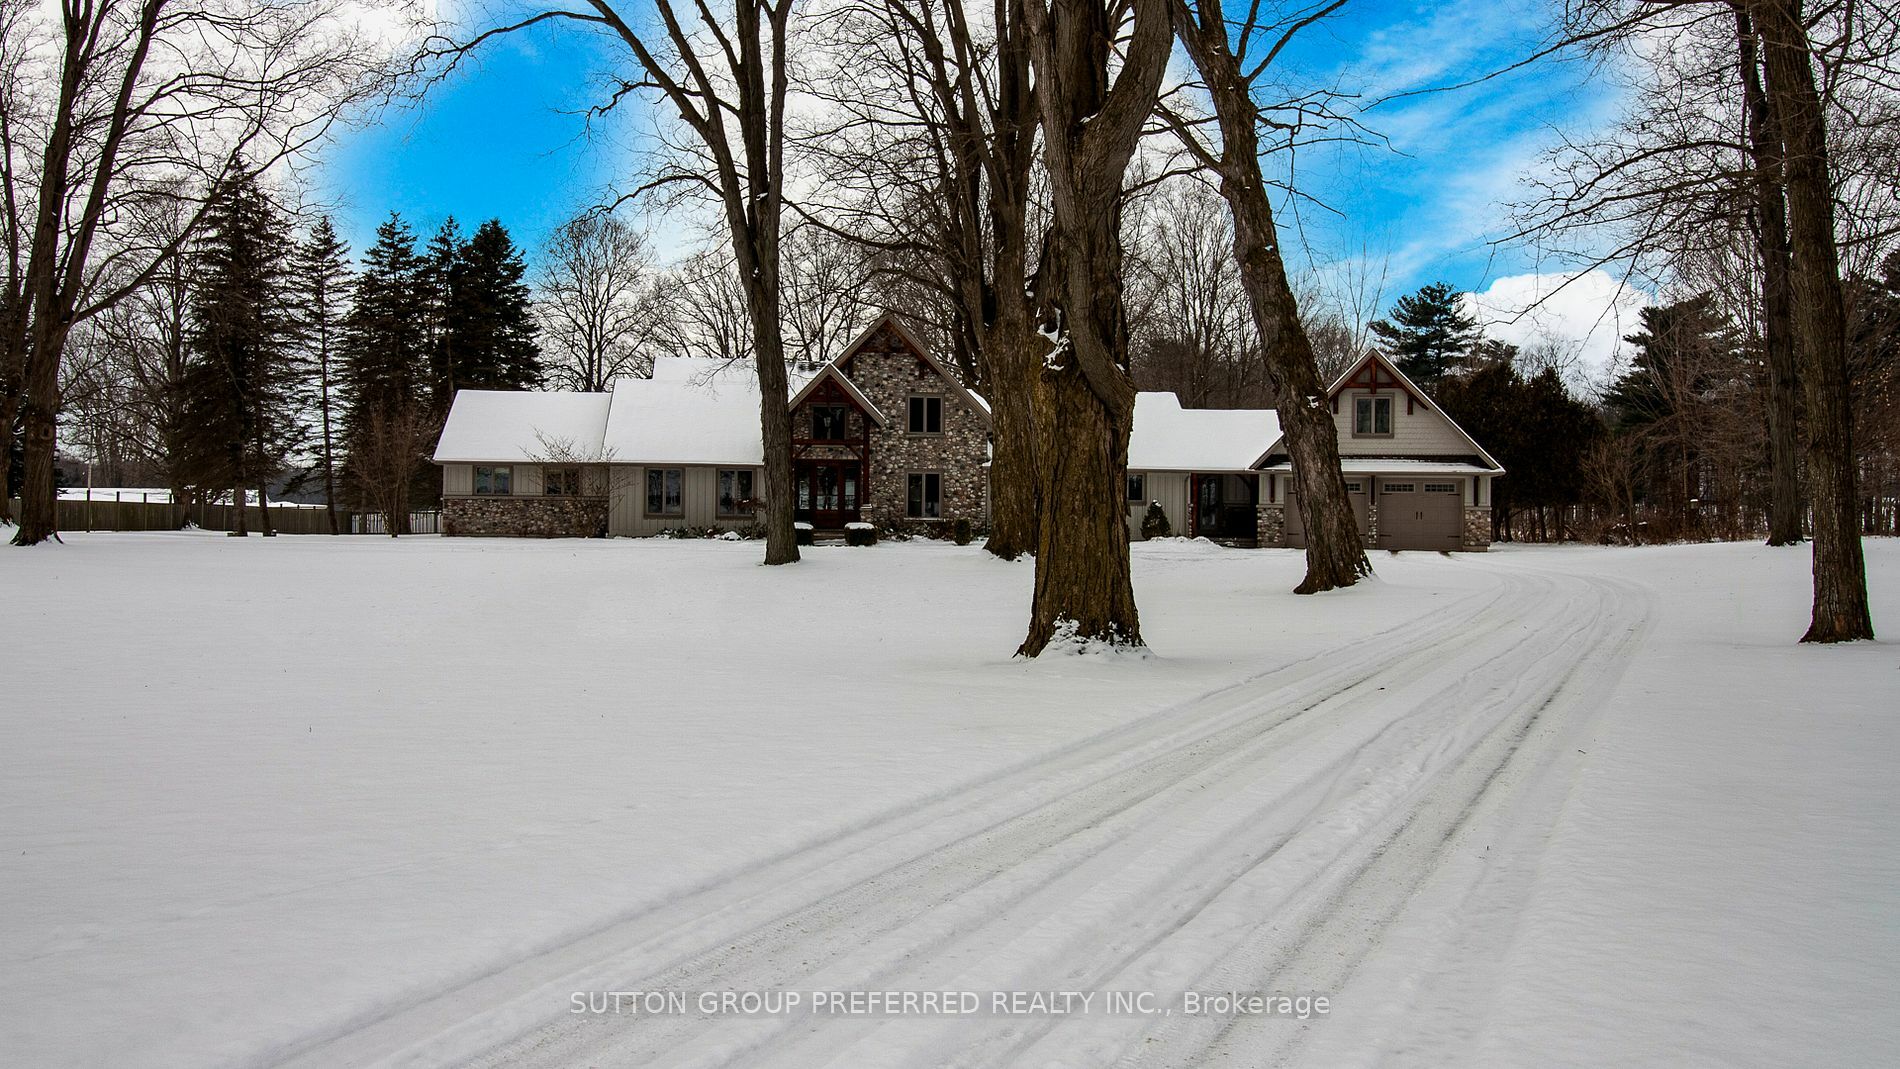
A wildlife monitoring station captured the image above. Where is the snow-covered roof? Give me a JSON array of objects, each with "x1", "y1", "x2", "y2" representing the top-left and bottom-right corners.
[
  {"x1": 601, "y1": 359, "x2": 771, "y2": 466},
  {"x1": 1258, "y1": 458, "x2": 1497, "y2": 475},
  {"x1": 433, "y1": 390, "x2": 612, "y2": 463},
  {"x1": 1128, "y1": 392, "x2": 1281, "y2": 473}
]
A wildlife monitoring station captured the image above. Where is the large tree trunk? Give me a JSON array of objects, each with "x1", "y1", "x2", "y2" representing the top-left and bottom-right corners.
[
  {"x1": 1016, "y1": 0, "x2": 1170, "y2": 655},
  {"x1": 982, "y1": 292, "x2": 1042, "y2": 561},
  {"x1": 1171, "y1": 0, "x2": 1369, "y2": 593},
  {"x1": 0, "y1": 387, "x2": 18, "y2": 525},
  {"x1": 1753, "y1": 0, "x2": 1874, "y2": 641},
  {"x1": 1023, "y1": 358, "x2": 1140, "y2": 652},
  {"x1": 1736, "y1": 7, "x2": 1804, "y2": 547},
  {"x1": 752, "y1": 315, "x2": 798, "y2": 566}
]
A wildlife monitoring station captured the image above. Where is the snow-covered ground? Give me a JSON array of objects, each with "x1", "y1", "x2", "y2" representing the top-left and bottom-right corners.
[{"x1": 1, "y1": 533, "x2": 1893, "y2": 1068}]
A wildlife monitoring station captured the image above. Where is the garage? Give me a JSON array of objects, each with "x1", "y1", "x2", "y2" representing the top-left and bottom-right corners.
[
  {"x1": 1283, "y1": 480, "x2": 1370, "y2": 549},
  {"x1": 1376, "y1": 479, "x2": 1463, "y2": 550}
]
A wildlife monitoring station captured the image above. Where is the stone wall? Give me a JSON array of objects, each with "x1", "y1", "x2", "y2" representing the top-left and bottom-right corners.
[
  {"x1": 843, "y1": 324, "x2": 990, "y2": 529},
  {"x1": 443, "y1": 495, "x2": 608, "y2": 538},
  {"x1": 1462, "y1": 506, "x2": 1492, "y2": 551},
  {"x1": 1256, "y1": 503, "x2": 1286, "y2": 547}
]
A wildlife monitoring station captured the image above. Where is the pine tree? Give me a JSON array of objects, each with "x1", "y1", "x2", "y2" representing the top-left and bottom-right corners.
[
  {"x1": 340, "y1": 214, "x2": 429, "y2": 532},
  {"x1": 442, "y1": 219, "x2": 541, "y2": 400},
  {"x1": 1369, "y1": 282, "x2": 1483, "y2": 387},
  {"x1": 178, "y1": 170, "x2": 296, "y2": 535},
  {"x1": 289, "y1": 217, "x2": 353, "y2": 534},
  {"x1": 419, "y1": 217, "x2": 463, "y2": 414}
]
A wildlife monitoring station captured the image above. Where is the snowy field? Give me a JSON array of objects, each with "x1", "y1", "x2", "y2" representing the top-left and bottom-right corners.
[{"x1": 2, "y1": 532, "x2": 1895, "y2": 1068}]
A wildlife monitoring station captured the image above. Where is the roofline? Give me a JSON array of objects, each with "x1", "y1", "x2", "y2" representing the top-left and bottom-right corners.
[
  {"x1": 1248, "y1": 349, "x2": 1504, "y2": 471},
  {"x1": 786, "y1": 363, "x2": 890, "y2": 426},
  {"x1": 832, "y1": 312, "x2": 993, "y2": 425}
]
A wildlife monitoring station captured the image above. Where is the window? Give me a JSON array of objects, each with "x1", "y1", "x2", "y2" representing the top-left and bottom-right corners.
[
  {"x1": 908, "y1": 395, "x2": 943, "y2": 434},
  {"x1": 1383, "y1": 482, "x2": 1416, "y2": 493},
  {"x1": 473, "y1": 465, "x2": 512, "y2": 495},
  {"x1": 1353, "y1": 395, "x2": 1393, "y2": 436},
  {"x1": 811, "y1": 405, "x2": 848, "y2": 441},
  {"x1": 543, "y1": 466, "x2": 581, "y2": 496},
  {"x1": 718, "y1": 469, "x2": 755, "y2": 515},
  {"x1": 1126, "y1": 473, "x2": 1146, "y2": 503},
  {"x1": 646, "y1": 468, "x2": 683, "y2": 515},
  {"x1": 1345, "y1": 481, "x2": 1364, "y2": 493},
  {"x1": 907, "y1": 473, "x2": 942, "y2": 519},
  {"x1": 1423, "y1": 482, "x2": 1458, "y2": 494}
]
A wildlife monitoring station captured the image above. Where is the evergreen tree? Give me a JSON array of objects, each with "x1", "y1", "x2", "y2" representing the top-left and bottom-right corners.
[
  {"x1": 440, "y1": 218, "x2": 541, "y2": 403},
  {"x1": 1436, "y1": 358, "x2": 1601, "y2": 541},
  {"x1": 419, "y1": 217, "x2": 463, "y2": 412},
  {"x1": 341, "y1": 215, "x2": 427, "y2": 436},
  {"x1": 289, "y1": 217, "x2": 353, "y2": 534},
  {"x1": 1606, "y1": 293, "x2": 1738, "y2": 432},
  {"x1": 178, "y1": 170, "x2": 296, "y2": 535},
  {"x1": 340, "y1": 215, "x2": 429, "y2": 531},
  {"x1": 1369, "y1": 281, "x2": 1483, "y2": 387}
]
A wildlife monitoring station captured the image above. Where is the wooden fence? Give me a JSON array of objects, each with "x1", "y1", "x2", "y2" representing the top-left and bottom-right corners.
[{"x1": 6, "y1": 497, "x2": 440, "y2": 536}]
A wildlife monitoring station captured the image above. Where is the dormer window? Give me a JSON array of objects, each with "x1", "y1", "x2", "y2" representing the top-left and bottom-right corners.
[{"x1": 1354, "y1": 396, "x2": 1393, "y2": 437}]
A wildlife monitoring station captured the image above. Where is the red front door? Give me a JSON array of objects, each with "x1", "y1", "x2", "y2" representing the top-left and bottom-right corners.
[{"x1": 796, "y1": 461, "x2": 862, "y2": 529}]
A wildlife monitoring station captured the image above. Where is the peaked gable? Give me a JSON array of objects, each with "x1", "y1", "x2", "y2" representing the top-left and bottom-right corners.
[
  {"x1": 832, "y1": 313, "x2": 992, "y2": 424},
  {"x1": 1251, "y1": 350, "x2": 1502, "y2": 470}
]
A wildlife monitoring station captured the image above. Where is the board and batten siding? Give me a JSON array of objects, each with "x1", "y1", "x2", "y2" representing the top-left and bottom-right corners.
[
  {"x1": 607, "y1": 464, "x2": 763, "y2": 536},
  {"x1": 442, "y1": 463, "x2": 610, "y2": 498},
  {"x1": 1331, "y1": 389, "x2": 1471, "y2": 456},
  {"x1": 1126, "y1": 471, "x2": 1190, "y2": 540}
]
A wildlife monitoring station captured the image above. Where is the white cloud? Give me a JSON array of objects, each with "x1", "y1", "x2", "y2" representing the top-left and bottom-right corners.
[{"x1": 1465, "y1": 269, "x2": 1653, "y2": 391}]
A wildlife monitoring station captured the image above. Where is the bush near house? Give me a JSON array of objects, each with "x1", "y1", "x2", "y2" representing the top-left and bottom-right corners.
[{"x1": 1141, "y1": 501, "x2": 1172, "y2": 540}]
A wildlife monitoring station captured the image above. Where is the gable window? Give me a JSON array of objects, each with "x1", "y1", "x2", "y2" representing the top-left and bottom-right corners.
[
  {"x1": 646, "y1": 468, "x2": 683, "y2": 515},
  {"x1": 1126, "y1": 473, "x2": 1146, "y2": 503},
  {"x1": 543, "y1": 466, "x2": 581, "y2": 496},
  {"x1": 1354, "y1": 395, "x2": 1393, "y2": 436},
  {"x1": 473, "y1": 465, "x2": 512, "y2": 495},
  {"x1": 908, "y1": 395, "x2": 943, "y2": 434},
  {"x1": 718, "y1": 469, "x2": 755, "y2": 515},
  {"x1": 907, "y1": 473, "x2": 942, "y2": 519},
  {"x1": 811, "y1": 405, "x2": 849, "y2": 441}
]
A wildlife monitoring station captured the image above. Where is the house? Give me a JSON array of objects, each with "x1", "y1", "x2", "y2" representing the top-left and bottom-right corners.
[
  {"x1": 433, "y1": 314, "x2": 992, "y2": 537},
  {"x1": 1126, "y1": 350, "x2": 1502, "y2": 551},
  {"x1": 436, "y1": 319, "x2": 1500, "y2": 551}
]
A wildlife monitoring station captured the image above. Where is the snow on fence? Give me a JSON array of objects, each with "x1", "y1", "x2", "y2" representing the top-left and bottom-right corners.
[{"x1": 6, "y1": 497, "x2": 440, "y2": 536}]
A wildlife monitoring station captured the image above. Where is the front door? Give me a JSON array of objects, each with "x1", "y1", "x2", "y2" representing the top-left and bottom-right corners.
[{"x1": 796, "y1": 461, "x2": 862, "y2": 529}]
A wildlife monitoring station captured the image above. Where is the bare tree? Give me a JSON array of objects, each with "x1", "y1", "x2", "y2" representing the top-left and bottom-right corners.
[
  {"x1": 1750, "y1": 0, "x2": 1874, "y2": 641},
  {"x1": 537, "y1": 210, "x2": 659, "y2": 391},
  {"x1": 1016, "y1": 0, "x2": 1173, "y2": 654},
  {"x1": 4, "y1": 0, "x2": 407, "y2": 545},
  {"x1": 439, "y1": 0, "x2": 806, "y2": 564},
  {"x1": 1167, "y1": 0, "x2": 1372, "y2": 593},
  {"x1": 349, "y1": 401, "x2": 429, "y2": 536},
  {"x1": 1126, "y1": 181, "x2": 1266, "y2": 408},
  {"x1": 649, "y1": 244, "x2": 757, "y2": 364}
]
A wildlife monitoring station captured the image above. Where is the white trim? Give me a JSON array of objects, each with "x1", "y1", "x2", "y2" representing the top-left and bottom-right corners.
[{"x1": 1250, "y1": 350, "x2": 1505, "y2": 472}]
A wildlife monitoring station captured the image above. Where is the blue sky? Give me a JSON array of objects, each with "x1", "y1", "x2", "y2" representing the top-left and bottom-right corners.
[{"x1": 315, "y1": 0, "x2": 1638, "y2": 371}]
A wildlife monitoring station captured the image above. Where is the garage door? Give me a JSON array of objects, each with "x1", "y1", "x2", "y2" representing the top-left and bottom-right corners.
[
  {"x1": 1284, "y1": 480, "x2": 1370, "y2": 549},
  {"x1": 1376, "y1": 480, "x2": 1462, "y2": 550}
]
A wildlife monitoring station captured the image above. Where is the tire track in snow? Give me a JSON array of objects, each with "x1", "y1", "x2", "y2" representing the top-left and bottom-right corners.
[{"x1": 272, "y1": 563, "x2": 1644, "y2": 1069}]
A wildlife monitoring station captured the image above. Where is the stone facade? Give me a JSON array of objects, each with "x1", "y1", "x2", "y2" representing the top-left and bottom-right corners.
[
  {"x1": 1256, "y1": 503, "x2": 1286, "y2": 547},
  {"x1": 443, "y1": 495, "x2": 608, "y2": 538},
  {"x1": 839, "y1": 324, "x2": 990, "y2": 530},
  {"x1": 1462, "y1": 506, "x2": 1492, "y2": 551}
]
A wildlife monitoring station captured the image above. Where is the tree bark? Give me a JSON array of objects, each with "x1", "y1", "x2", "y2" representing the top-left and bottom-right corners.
[
  {"x1": 1752, "y1": 0, "x2": 1873, "y2": 641},
  {"x1": 1170, "y1": 0, "x2": 1370, "y2": 593},
  {"x1": 1736, "y1": 6, "x2": 1804, "y2": 547},
  {"x1": 983, "y1": 312, "x2": 1042, "y2": 560},
  {"x1": 1017, "y1": 0, "x2": 1170, "y2": 655}
]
